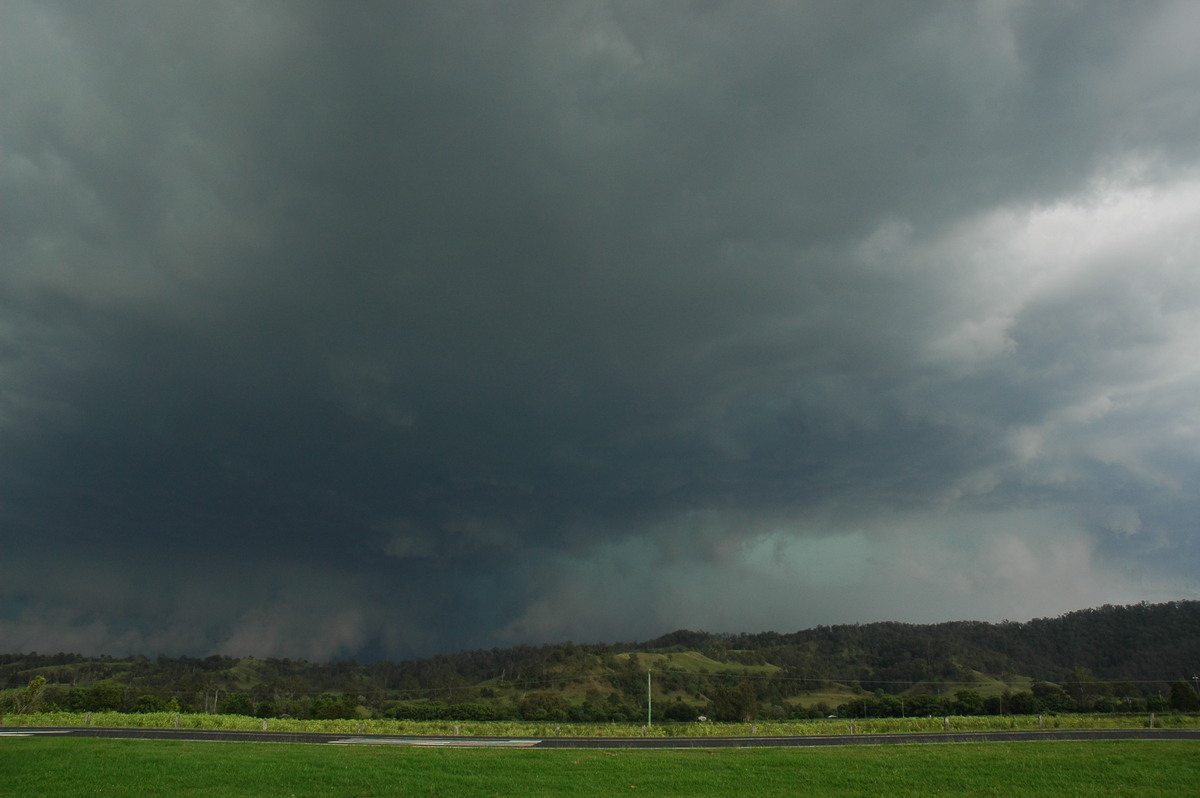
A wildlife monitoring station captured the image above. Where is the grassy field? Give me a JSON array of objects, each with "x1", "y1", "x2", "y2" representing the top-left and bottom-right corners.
[
  {"x1": 616, "y1": 650, "x2": 783, "y2": 675},
  {"x1": 4, "y1": 710, "x2": 1196, "y2": 738},
  {"x1": 0, "y1": 738, "x2": 1196, "y2": 797}
]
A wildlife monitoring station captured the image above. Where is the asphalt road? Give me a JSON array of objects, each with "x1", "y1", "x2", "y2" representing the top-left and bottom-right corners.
[{"x1": 4, "y1": 726, "x2": 1199, "y2": 749}]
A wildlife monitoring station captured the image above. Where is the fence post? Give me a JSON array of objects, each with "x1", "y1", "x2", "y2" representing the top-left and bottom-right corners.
[
  {"x1": 1038, "y1": 714, "x2": 1043, "y2": 730},
  {"x1": 85, "y1": 712, "x2": 92, "y2": 727},
  {"x1": 262, "y1": 719, "x2": 268, "y2": 731},
  {"x1": 454, "y1": 724, "x2": 460, "y2": 736},
  {"x1": 174, "y1": 714, "x2": 180, "y2": 729},
  {"x1": 1149, "y1": 713, "x2": 1155, "y2": 729},
  {"x1": 943, "y1": 716, "x2": 950, "y2": 732}
]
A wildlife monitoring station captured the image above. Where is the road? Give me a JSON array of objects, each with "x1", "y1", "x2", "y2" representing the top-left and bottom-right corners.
[{"x1": 4, "y1": 726, "x2": 1198, "y2": 749}]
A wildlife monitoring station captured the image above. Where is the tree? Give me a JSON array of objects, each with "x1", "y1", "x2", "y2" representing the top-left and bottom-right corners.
[
  {"x1": 1168, "y1": 680, "x2": 1200, "y2": 712},
  {"x1": 391, "y1": 700, "x2": 448, "y2": 720},
  {"x1": 1064, "y1": 666, "x2": 1105, "y2": 710},
  {"x1": 663, "y1": 698, "x2": 699, "y2": 722},
  {"x1": 706, "y1": 681, "x2": 757, "y2": 722},
  {"x1": 1031, "y1": 682, "x2": 1073, "y2": 713},
  {"x1": 1006, "y1": 691, "x2": 1039, "y2": 715},
  {"x1": 445, "y1": 702, "x2": 499, "y2": 721},
  {"x1": 219, "y1": 693, "x2": 255, "y2": 716},
  {"x1": 12, "y1": 676, "x2": 47, "y2": 713},
  {"x1": 310, "y1": 694, "x2": 356, "y2": 719},
  {"x1": 905, "y1": 694, "x2": 945, "y2": 717},
  {"x1": 133, "y1": 694, "x2": 169, "y2": 712},
  {"x1": 64, "y1": 682, "x2": 125, "y2": 712},
  {"x1": 952, "y1": 690, "x2": 983, "y2": 715},
  {"x1": 518, "y1": 691, "x2": 569, "y2": 721},
  {"x1": 841, "y1": 691, "x2": 903, "y2": 719}
]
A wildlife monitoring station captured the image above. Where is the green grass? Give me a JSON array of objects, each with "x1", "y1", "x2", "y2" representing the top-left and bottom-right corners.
[
  {"x1": 623, "y1": 650, "x2": 782, "y2": 675},
  {"x1": 5, "y1": 710, "x2": 1196, "y2": 738},
  {"x1": 0, "y1": 738, "x2": 1196, "y2": 797},
  {"x1": 904, "y1": 671, "x2": 1034, "y2": 698}
]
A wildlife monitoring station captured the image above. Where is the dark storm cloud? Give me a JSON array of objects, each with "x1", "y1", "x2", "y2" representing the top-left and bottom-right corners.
[{"x1": 3, "y1": 1, "x2": 1200, "y2": 659}]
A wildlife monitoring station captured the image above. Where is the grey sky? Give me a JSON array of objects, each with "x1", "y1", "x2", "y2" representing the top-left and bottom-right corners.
[{"x1": 3, "y1": 0, "x2": 1199, "y2": 660}]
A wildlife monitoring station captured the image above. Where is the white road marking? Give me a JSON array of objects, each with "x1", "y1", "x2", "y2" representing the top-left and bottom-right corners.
[
  {"x1": 0, "y1": 730, "x2": 69, "y2": 737},
  {"x1": 329, "y1": 737, "x2": 541, "y2": 748}
]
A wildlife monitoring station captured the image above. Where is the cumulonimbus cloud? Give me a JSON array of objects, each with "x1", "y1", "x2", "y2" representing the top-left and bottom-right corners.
[{"x1": 2, "y1": 1, "x2": 1199, "y2": 659}]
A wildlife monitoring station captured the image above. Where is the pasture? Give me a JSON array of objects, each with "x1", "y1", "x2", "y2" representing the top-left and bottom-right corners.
[
  {"x1": 1, "y1": 738, "x2": 1197, "y2": 797},
  {"x1": 4, "y1": 709, "x2": 1197, "y2": 738}
]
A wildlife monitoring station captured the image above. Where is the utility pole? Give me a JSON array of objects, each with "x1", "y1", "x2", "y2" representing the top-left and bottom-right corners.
[{"x1": 647, "y1": 670, "x2": 652, "y2": 727}]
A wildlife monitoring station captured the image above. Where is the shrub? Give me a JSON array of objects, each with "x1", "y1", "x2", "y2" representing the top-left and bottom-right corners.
[
  {"x1": 1169, "y1": 681, "x2": 1200, "y2": 712},
  {"x1": 1006, "y1": 691, "x2": 1040, "y2": 714},
  {"x1": 518, "y1": 691, "x2": 569, "y2": 721},
  {"x1": 391, "y1": 701, "x2": 450, "y2": 721},
  {"x1": 133, "y1": 695, "x2": 169, "y2": 713},
  {"x1": 64, "y1": 683, "x2": 125, "y2": 712},
  {"x1": 663, "y1": 700, "x2": 700, "y2": 722},
  {"x1": 445, "y1": 702, "x2": 500, "y2": 721},
  {"x1": 1031, "y1": 682, "x2": 1074, "y2": 713},
  {"x1": 219, "y1": 693, "x2": 254, "y2": 716},
  {"x1": 310, "y1": 694, "x2": 356, "y2": 720},
  {"x1": 953, "y1": 690, "x2": 984, "y2": 715},
  {"x1": 11, "y1": 676, "x2": 48, "y2": 713}
]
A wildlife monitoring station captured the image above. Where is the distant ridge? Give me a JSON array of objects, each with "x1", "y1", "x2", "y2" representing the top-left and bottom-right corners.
[{"x1": 3, "y1": 601, "x2": 1198, "y2": 720}]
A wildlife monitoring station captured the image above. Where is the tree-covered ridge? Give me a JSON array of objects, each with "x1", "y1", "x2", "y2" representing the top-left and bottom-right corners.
[
  {"x1": 636, "y1": 600, "x2": 1200, "y2": 683},
  {"x1": 2, "y1": 601, "x2": 1198, "y2": 722}
]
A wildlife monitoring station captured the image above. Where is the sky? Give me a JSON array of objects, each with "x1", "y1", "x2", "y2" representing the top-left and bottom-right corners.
[{"x1": 3, "y1": 1, "x2": 1200, "y2": 662}]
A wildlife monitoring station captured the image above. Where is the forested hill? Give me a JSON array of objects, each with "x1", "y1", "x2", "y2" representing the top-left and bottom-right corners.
[
  {"x1": 2, "y1": 601, "x2": 1198, "y2": 720},
  {"x1": 636, "y1": 600, "x2": 1200, "y2": 683}
]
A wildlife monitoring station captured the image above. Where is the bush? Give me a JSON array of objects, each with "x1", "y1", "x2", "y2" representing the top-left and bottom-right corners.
[
  {"x1": 219, "y1": 693, "x2": 254, "y2": 716},
  {"x1": 391, "y1": 701, "x2": 450, "y2": 721},
  {"x1": 1169, "y1": 681, "x2": 1200, "y2": 712},
  {"x1": 310, "y1": 694, "x2": 356, "y2": 720},
  {"x1": 1031, "y1": 682, "x2": 1074, "y2": 713},
  {"x1": 1006, "y1": 691, "x2": 1040, "y2": 714},
  {"x1": 663, "y1": 700, "x2": 700, "y2": 722},
  {"x1": 445, "y1": 702, "x2": 501, "y2": 721},
  {"x1": 705, "y1": 682, "x2": 757, "y2": 722},
  {"x1": 10, "y1": 676, "x2": 48, "y2": 713},
  {"x1": 952, "y1": 690, "x2": 984, "y2": 715},
  {"x1": 134, "y1": 695, "x2": 169, "y2": 713},
  {"x1": 64, "y1": 683, "x2": 125, "y2": 712},
  {"x1": 518, "y1": 692, "x2": 569, "y2": 721},
  {"x1": 904, "y1": 695, "x2": 947, "y2": 717}
]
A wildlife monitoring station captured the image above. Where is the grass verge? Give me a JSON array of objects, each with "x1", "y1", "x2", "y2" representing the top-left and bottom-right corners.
[
  {"x1": 0, "y1": 738, "x2": 1197, "y2": 797},
  {"x1": 4, "y1": 710, "x2": 1197, "y2": 738}
]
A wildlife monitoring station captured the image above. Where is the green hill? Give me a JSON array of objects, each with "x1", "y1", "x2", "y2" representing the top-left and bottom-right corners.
[{"x1": 3, "y1": 601, "x2": 1198, "y2": 721}]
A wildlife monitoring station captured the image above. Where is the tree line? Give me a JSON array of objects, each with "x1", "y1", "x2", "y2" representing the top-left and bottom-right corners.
[{"x1": 2, "y1": 601, "x2": 1198, "y2": 722}]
